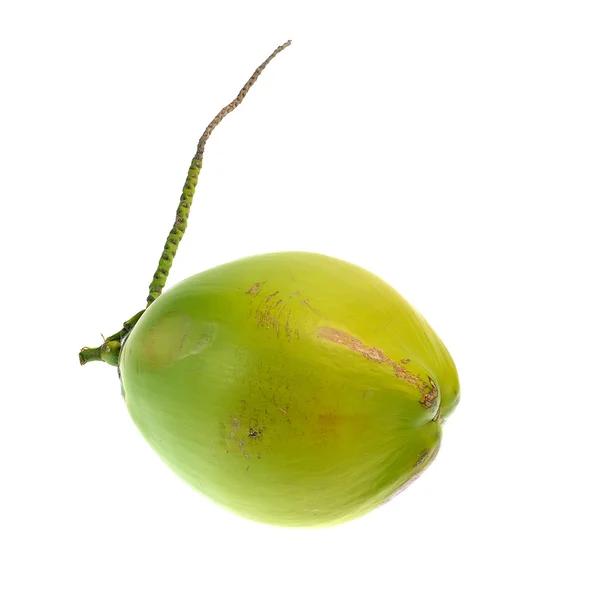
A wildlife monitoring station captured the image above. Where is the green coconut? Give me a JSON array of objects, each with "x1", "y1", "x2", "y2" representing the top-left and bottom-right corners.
[{"x1": 80, "y1": 41, "x2": 460, "y2": 528}]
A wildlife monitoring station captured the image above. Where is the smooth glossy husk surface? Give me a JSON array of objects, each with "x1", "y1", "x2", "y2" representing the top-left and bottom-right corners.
[{"x1": 119, "y1": 252, "x2": 459, "y2": 527}]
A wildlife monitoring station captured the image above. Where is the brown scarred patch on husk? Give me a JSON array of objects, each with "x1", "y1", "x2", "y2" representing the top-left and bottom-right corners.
[
  {"x1": 246, "y1": 282, "x2": 262, "y2": 296},
  {"x1": 256, "y1": 306, "x2": 281, "y2": 337},
  {"x1": 420, "y1": 378, "x2": 438, "y2": 409},
  {"x1": 317, "y1": 327, "x2": 438, "y2": 408}
]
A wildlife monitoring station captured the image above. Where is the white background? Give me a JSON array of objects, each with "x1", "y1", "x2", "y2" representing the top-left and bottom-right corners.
[{"x1": 1, "y1": 1, "x2": 599, "y2": 598}]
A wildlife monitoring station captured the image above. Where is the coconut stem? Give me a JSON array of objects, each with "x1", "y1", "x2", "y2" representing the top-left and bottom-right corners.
[
  {"x1": 79, "y1": 40, "x2": 292, "y2": 366},
  {"x1": 146, "y1": 39, "x2": 291, "y2": 307},
  {"x1": 79, "y1": 346, "x2": 102, "y2": 365}
]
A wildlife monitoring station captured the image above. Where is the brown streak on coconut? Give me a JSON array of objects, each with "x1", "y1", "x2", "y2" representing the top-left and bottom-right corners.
[
  {"x1": 317, "y1": 327, "x2": 438, "y2": 408},
  {"x1": 246, "y1": 282, "x2": 262, "y2": 296}
]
